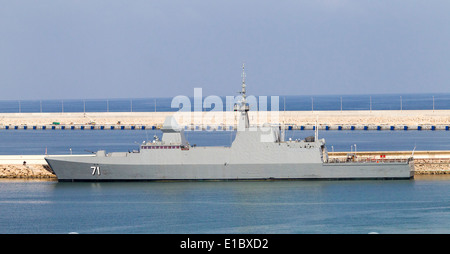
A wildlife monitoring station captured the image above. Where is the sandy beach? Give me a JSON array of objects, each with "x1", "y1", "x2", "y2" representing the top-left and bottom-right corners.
[{"x1": 0, "y1": 110, "x2": 449, "y2": 127}]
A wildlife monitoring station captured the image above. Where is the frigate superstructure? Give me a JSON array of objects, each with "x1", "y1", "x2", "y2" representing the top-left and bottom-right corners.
[{"x1": 45, "y1": 66, "x2": 414, "y2": 181}]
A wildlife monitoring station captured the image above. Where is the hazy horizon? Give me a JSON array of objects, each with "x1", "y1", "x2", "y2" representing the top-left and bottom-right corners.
[{"x1": 0, "y1": 91, "x2": 449, "y2": 102}]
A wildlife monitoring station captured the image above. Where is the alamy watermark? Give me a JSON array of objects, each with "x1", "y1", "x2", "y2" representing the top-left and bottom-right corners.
[{"x1": 171, "y1": 88, "x2": 280, "y2": 131}]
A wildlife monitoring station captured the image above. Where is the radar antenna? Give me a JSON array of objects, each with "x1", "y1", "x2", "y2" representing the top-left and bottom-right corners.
[{"x1": 234, "y1": 64, "x2": 250, "y2": 129}]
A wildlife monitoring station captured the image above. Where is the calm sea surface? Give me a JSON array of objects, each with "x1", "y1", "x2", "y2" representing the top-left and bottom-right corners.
[
  {"x1": 0, "y1": 129, "x2": 449, "y2": 155},
  {"x1": 2, "y1": 176, "x2": 450, "y2": 234},
  {"x1": 0, "y1": 128, "x2": 450, "y2": 234},
  {"x1": 2, "y1": 93, "x2": 450, "y2": 113}
]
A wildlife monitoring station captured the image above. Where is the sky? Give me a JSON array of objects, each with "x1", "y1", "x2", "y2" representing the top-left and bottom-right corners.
[{"x1": 1, "y1": 0, "x2": 450, "y2": 100}]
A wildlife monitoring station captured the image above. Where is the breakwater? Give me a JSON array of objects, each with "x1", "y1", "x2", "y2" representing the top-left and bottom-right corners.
[
  {"x1": 0, "y1": 110, "x2": 449, "y2": 131},
  {"x1": 330, "y1": 150, "x2": 450, "y2": 175},
  {"x1": 0, "y1": 155, "x2": 89, "y2": 179},
  {"x1": 1, "y1": 151, "x2": 450, "y2": 178},
  {"x1": 0, "y1": 164, "x2": 56, "y2": 179}
]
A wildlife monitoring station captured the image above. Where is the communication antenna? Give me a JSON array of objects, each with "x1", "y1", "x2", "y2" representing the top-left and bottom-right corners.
[
  {"x1": 234, "y1": 63, "x2": 250, "y2": 129},
  {"x1": 240, "y1": 63, "x2": 246, "y2": 100}
]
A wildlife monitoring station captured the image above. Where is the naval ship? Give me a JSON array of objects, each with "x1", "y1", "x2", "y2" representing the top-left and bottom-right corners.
[{"x1": 46, "y1": 67, "x2": 414, "y2": 181}]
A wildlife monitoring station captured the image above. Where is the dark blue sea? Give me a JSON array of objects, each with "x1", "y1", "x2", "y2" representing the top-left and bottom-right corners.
[
  {"x1": 0, "y1": 129, "x2": 449, "y2": 155},
  {"x1": 2, "y1": 93, "x2": 450, "y2": 113},
  {"x1": 2, "y1": 176, "x2": 450, "y2": 234},
  {"x1": 1, "y1": 93, "x2": 450, "y2": 234}
]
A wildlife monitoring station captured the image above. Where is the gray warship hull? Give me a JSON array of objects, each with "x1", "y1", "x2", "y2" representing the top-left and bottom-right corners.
[
  {"x1": 45, "y1": 140, "x2": 414, "y2": 182},
  {"x1": 46, "y1": 158, "x2": 413, "y2": 182}
]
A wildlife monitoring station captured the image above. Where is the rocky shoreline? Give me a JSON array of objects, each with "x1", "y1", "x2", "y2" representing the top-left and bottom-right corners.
[
  {"x1": 414, "y1": 159, "x2": 450, "y2": 175},
  {"x1": 0, "y1": 164, "x2": 56, "y2": 179}
]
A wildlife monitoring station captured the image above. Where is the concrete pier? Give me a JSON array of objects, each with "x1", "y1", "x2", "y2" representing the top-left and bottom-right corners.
[
  {"x1": 0, "y1": 155, "x2": 94, "y2": 179},
  {"x1": 0, "y1": 110, "x2": 449, "y2": 131},
  {"x1": 0, "y1": 123, "x2": 448, "y2": 131},
  {"x1": 328, "y1": 150, "x2": 450, "y2": 175}
]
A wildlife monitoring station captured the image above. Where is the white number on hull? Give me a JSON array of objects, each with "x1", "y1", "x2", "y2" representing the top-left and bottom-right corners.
[{"x1": 91, "y1": 166, "x2": 101, "y2": 176}]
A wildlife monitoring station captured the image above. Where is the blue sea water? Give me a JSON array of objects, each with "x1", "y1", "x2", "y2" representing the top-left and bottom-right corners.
[
  {"x1": 2, "y1": 177, "x2": 450, "y2": 234},
  {"x1": 2, "y1": 93, "x2": 450, "y2": 113},
  {"x1": 0, "y1": 129, "x2": 449, "y2": 155}
]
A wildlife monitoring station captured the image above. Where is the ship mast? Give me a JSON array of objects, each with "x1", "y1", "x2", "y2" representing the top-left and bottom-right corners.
[
  {"x1": 234, "y1": 64, "x2": 250, "y2": 130},
  {"x1": 241, "y1": 64, "x2": 247, "y2": 100}
]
